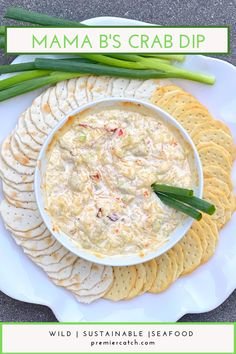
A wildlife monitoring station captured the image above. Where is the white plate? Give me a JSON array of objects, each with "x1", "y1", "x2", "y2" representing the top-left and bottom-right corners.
[{"x1": 0, "y1": 17, "x2": 235, "y2": 322}]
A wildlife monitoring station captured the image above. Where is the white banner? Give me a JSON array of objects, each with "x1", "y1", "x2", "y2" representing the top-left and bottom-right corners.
[
  {"x1": 6, "y1": 27, "x2": 229, "y2": 53},
  {"x1": 2, "y1": 323, "x2": 234, "y2": 353}
]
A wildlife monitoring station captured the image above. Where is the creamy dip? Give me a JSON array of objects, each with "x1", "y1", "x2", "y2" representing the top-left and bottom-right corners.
[{"x1": 44, "y1": 104, "x2": 196, "y2": 257}]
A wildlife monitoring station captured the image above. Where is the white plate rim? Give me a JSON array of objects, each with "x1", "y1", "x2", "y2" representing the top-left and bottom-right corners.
[{"x1": 0, "y1": 16, "x2": 235, "y2": 322}]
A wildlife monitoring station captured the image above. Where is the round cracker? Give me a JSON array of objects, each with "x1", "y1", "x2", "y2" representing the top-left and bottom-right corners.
[
  {"x1": 172, "y1": 105, "x2": 212, "y2": 134},
  {"x1": 0, "y1": 200, "x2": 42, "y2": 232},
  {"x1": 10, "y1": 135, "x2": 36, "y2": 167},
  {"x1": 74, "y1": 76, "x2": 89, "y2": 107},
  {"x1": 76, "y1": 266, "x2": 113, "y2": 297},
  {"x1": 191, "y1": 120, "x2": 232, "y2": 138},
  {"x1": 158, "y1": 92, "x2": 198, "y2": 114},
  {"x1": 203, "y1": 190, "x2": 226, "y2": 229},
  {"x1": 24, "y1": 239, "x2": 62, "y2": 258},
  {"x1": 203, "y1": 165, "x2": 233, "y2": 190},
  {"x1": 198, "y1": 216, "x2": 218, "y2": 264},
  {"x1": 2, "y1": 181, "x2": 35, "y2": 202},
  {"x1": 166, "y1": 249, "x2": 178, "y2": 281},
  {"x1": 103, "y1": 266, "x2": 136, "y2": 301},
  {"x1": 149, "y1": 253, "x2": 173, "y2": 293},
  {"x1": 41, "y1": 88, "x2": 59, "y2": 127},
  {"x1": 134, "y1": 79, "x2": 163, "y2": 100},
  {"x1": 194, "y1": 129, "x2": 234, "y2": 161},
  {"x1": 69, "y1": 264, "x2": 104, "y2": 292},
  {"x1": 151, "y1": 84, "x2": 184, "y2": 105},
  {"x1": 124, "y1": 79, "x2": 143, "y2": 98},
  {"x1": 179, "y1": 230, "x2": 202, "y2": 275},
  {"x1": 126, "y1": 264, "x2": 146, "y2": 300},
  {"x1": 4, "y1": 193, "x2": 37, "y2": 210},
  {"x1": 1, "y1": 136, "x2": 35, "y2": 176},
  {"x1": 55, "y1": 258, "x2": 93, "y2": 287},
  {"x1": 0, "y1": 156, "x2": 34, "y2": 185},
  {"x1": 67, "y1": 78, "x2": 79, "y2": 110},
  {"x1": 204, "y1": 177, "x2": 231, "y2": 197},
  {"x1": 30, "y1": 95, "x2": 52, "y2": 135},
  {"x1": 191, "y1": 221, "x2": 208, "y2": 263},
  {"x1": 5, "y1": 222, "x2": 47, "y2": 238},
  {"x1": 14, "y1": 131, "x2": 38, "y2": 161},
  {"x1": 171, "y1": 243, "x2": 184, "y2": 280},
  {"x1": 55, "y1": 80, "x2": 74, "y2": 115},
  {"x1": 140, "y1": 259, "x2": 157, "y2": 293},
  {"x1": 16, "y1": 114, "x2": 41, "y2": 151},
  {"x1": 198, "y1": 142, "x2": 232, "y2": 171}
]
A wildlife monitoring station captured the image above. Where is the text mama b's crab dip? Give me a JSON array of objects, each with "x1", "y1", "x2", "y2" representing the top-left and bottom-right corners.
[{"x1": 43, "y1": 102, "x2": 198, "y2": 259}]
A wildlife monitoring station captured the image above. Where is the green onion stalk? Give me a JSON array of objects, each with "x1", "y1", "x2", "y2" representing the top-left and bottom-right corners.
[
  {"x1": 0, "y1": 72, "x2": 82, "y2": 102},
  {"x1": 0, "y1": 70, "x2": 51, "y2": 91},
  {"x1": 35, "y1": 58, "x2": 195, "y2": 80}
]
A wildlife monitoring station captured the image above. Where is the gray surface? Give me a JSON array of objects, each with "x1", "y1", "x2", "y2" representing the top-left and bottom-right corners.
[{"x1": 0, "y1": 0, "x2": 235, "y2": 322}]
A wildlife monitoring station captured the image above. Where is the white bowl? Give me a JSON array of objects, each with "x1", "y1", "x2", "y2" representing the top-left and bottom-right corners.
[{"x1": 34, "y1": 98, "x2": 203, "y2": 266}]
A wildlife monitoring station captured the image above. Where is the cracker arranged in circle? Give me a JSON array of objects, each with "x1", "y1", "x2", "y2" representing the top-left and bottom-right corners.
[
  {"x1": 203, "y1": 165, "x2": 233, "y2": 190},
  {"x1": 190, "y1": 221, "x2": 208, "y2": 262},
  {"x1": 126, "y1": 263, "x2": 146, "y2": 300},
  {"x1": 30, "y1": 95, "x2": 52, "y2": 135},
  {"x1": 149, "y1": 253, "x2": 173, "y2": 293},
  {"x1": 55, "y1": 80, "x2": 74, "y2": 115},
  {"x1": 10, "y1": 135, "x2": 36, "y2": 167},
  {"x1": 193, "y1": 129, "x2": 235, "y2": 161},
  {"x1": 198, "y1": 142, "x2": 232, "y2": 171},
  {"x1": 135, "y1": 79, "x2": 164, "y2": 100},
  {"x1": 14, "y1": 131, "x2": 39, "y2": 161},
  {"x1": 1, "y1": 136, "x2": 35, "y2": 176},
  {"x1": 190, "y1": 120, "x2": 232, "y2": 138},
  {"x1": 179, "y1": 230, "x2": 202, "y2": 275},
  {"x1": 53, "y1": 258, "x2": 92, "y2": 287},
  {"x1": 140, "y1": 260, "x2": 157, "y2": 294},
  {"x1": 204, "y1": 177, "x2": 231, "y2": 197},
  {"x1": 75, "y1": 266, "x2": 113, "y2": 303},
  {"x1": 171, "y1": 105, "x2": 212, "y2": 134},
  {"x1": 4, "y1": 194, "x2": 37, "y2": 210},
  {"x1": 103, "y1": 266, "x2": 136, "y2": 301},
  {"x1": 203, "y1": 190, "x2": 226, "y2": 229},
  {"x1": 157, "y1": 92, "x2": 198, "y2": 114},
  {"x1": 24, "y1": 109, "x2": 46, "y2": 146},
  {"x1": 16, "y1": 114, "x2": 41, "y2": 152},
  {"x1": 170, "y1": 243, "x2": 184, "y2": 280},
  {"x1": 2, "y1": 181, "x2": 36, "y2": 202},
  {"x1": 199, "y1": 215, "x2": 218, "y2": 264},
  {"x1": 0, "y1": 200, "x2": 42, "y2": 232},
  {"x1": 151, "y1": 84, "x2": 184, "y2": 106}
]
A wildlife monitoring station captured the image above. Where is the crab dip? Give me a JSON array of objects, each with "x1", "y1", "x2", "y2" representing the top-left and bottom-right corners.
[{"x1": 43, "y1": 102, "x2": 197, "y2": 258}]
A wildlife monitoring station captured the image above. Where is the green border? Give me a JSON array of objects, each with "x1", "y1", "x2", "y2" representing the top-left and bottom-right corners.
[
  {"x1": 5, "y1": 25, "x2": 230, "y2": 55},
  {"x1": 0, "y1": 322, "x2": 235, "y2": 354}
]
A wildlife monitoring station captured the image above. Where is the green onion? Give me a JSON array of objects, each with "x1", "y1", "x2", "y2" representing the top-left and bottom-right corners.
[
  {"x1": 107, "y1": 54, "x2": 168, "y2": 64},
  {"x1": 78, "y1": 53, "x2": 215, "y2": 84},
  {"x1": 78, "y1": 54, "x2": 144, "y2": 69},
  {"x1": 151, "y1": 183, "x2": 193, "y2": 197},
  {"x1": 0, "y1": 62, "x2": 35, "y2": 74},
  {"x1": 0, "y1": 26, "x2": 5, "y2": 35},
  {"x1": 0, "y1": 70, "x2": 51, "y2": 91},
  {"x1": 0, "y1": 71, "x2": 82, "y2": 102},
  {"x1": 169, "y1": 195, "x2": 216, "y2": 215},
  {"x1": 140, "y1": 54, "x2": 185, "y2": 62},
  {"x1": 157, "y1": 193, "x2": 202, "y2": 221},
  {"x1": 0, "y1": 35, "x2": 5, "y2": 49},
  {"x1": 35, "y1": 58, "x2": 193, "y2": 80},
  {"x1": 5, "y1": 7, "x2": 85, "y2": 27}
]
